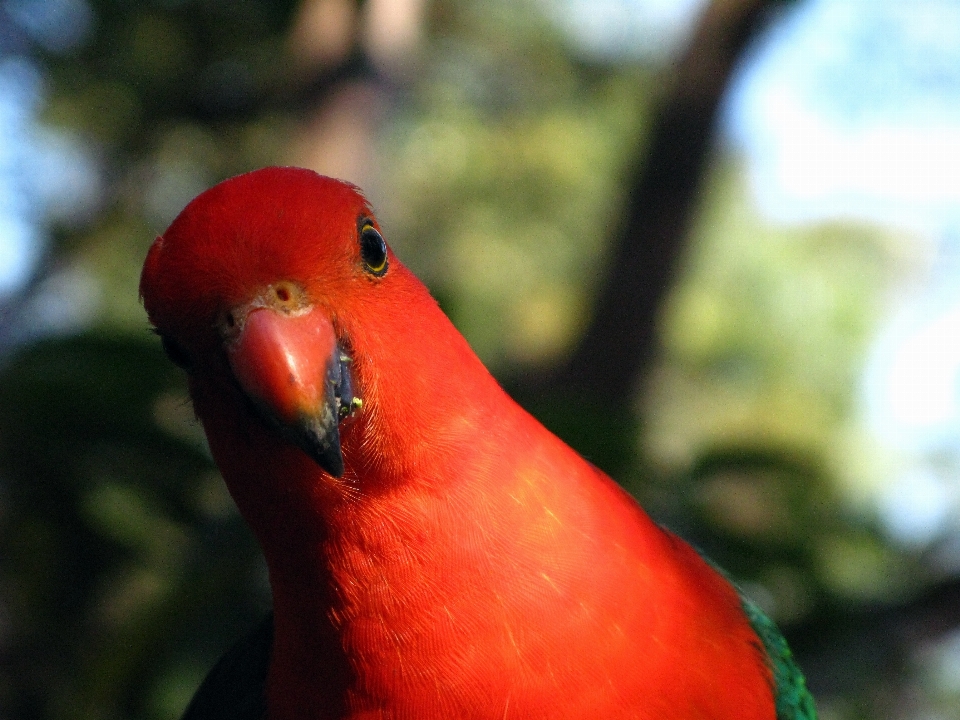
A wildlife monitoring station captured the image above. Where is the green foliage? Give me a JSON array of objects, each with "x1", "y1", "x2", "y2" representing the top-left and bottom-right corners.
[
  {"x1": 33, "y1": 0, "x2": 300, "y2": 337},
  {"x1": 382, "y1": 2, "x2": 651, "y2": 370},
  {"x1": 0, "y1": 335, "x2": 268, "y2": 720},
  {"x1": 647, "y1": 163, "x2": 909, "y2": 480}
]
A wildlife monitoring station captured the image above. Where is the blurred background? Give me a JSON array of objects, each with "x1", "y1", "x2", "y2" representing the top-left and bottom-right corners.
[{"x1": 1, "y1": 0, "x2": 959, "y2": 718}]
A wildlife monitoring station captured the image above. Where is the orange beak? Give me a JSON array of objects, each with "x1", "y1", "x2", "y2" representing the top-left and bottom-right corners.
[{"x1": 225, "y1": 305, "x2": 354, "y2": 477}]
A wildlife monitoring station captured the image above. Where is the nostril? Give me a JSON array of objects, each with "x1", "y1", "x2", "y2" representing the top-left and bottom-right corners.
[{"x1": 276, "y1": 286, "x2": 290, "y2": 303}]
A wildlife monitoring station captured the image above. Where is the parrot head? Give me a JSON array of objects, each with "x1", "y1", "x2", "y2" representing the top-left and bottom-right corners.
[{"x1": 140, "y1": 167, "x2": 398, "y2": 479}]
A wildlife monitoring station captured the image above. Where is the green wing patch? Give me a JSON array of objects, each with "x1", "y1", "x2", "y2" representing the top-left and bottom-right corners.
[{"x1": 742, "y1": 597, "x2": 817, "y2": 720}]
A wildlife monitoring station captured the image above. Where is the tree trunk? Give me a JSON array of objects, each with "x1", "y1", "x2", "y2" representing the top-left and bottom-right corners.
[{"x1": 542, "y1": 0, "x2": 782, "y2": 402}]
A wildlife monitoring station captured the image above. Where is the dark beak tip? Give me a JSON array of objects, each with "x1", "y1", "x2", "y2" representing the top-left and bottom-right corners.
[
  {"x1": 315, "y1": 443, "x2": 345, "y2": 478},
  {"x1": 297, "y1": 417, "x2": 345, "y2": 478}
]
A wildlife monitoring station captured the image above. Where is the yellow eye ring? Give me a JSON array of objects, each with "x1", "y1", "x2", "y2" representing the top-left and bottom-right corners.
[{"x1": 360, "y1": 223, "x2": 388, "y2": 276}]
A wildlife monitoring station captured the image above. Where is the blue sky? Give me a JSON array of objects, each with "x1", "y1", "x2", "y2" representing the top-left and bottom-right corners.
[
  {"x1": 725, "y1": 0, "x2": 960, "y2": 235},
  {"x1": 0, "y1": 0, "x2": 96, "y2": 293},
  {"x1": 0, "y1": 57, "x2": 44, "y2": 293}
]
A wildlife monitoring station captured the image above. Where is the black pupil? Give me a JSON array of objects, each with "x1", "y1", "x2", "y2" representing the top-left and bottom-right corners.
[{"x1": 361, "y1": 226, "x2": 387, "y2": 273}]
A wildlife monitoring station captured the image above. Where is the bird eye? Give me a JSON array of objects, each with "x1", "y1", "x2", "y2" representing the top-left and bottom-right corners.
[
  {"x1": 359, "y1": 222, "x2": 388, "y2": 277},
  {"x1": 159, "y1": 334, "x2": 192, "y2": 370}
]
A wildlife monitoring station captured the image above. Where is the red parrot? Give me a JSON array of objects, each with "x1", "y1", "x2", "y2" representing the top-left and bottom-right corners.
[{"x1": 140, "y1": 167, "x2": 815, "y2": 720}]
